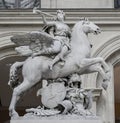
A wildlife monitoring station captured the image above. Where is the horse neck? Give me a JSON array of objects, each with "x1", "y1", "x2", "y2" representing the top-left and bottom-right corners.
[{"x1": 71, "y1": 24, "x2": 90, "y2": 52}]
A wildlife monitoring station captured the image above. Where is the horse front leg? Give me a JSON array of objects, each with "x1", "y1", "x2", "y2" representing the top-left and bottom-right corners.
[
  {"x1": 80, "y1": 57, "x2": 110, "y2": 72},
  {"x1": 78, "y1": 57, "x2": 111, "y2": 80},
  {"x1": 86, "y1": 65, "x2": 110, "y2": 90},
  {"x1": 9, "y1": 79, "x2": 34, "y2": 118}
]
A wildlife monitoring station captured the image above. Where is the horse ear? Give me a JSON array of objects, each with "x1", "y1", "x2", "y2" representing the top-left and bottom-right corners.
[
  {"x1": 85, "y1": 18, "x2": 89, "y2": 21},
  {"x1": 80, "y1": 17, "x2": 89, "y2": 24},
  {"x1": 80, "y1": 17, "x2": 86, "y2": 21},
  {"x1": 80, "y1": 17, "x2": 88, "y2": 21}
]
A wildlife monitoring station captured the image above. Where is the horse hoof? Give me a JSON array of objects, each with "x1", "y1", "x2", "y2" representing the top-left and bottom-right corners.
[
  {"x1": 102, "y1": 81, "x2": 108, "y2": 90},
  {"x1": 106, "y1": 71, "x2": 111, "y2": 80},
  {"x1": 12, "y1": 113, "x2": 19, "y2": 119},
  {"x1": 9, "y1": 111, "x2": 19, "y2": 118}
]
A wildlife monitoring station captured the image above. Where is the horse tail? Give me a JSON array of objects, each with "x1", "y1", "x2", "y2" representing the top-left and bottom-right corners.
[{"x1": 8, "y1": 61, "x2": 24, "y2": 89}]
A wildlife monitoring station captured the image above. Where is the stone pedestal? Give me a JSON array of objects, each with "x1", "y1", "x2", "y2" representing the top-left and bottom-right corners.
[
  {"x1": 10, "y1": 114, "x2": 102, "y2": 123},
  {"x1": 11, "y1": 119, "x2": 102, "y2": 123}
]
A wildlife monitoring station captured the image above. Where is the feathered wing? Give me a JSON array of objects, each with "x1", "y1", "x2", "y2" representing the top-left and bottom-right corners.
[{"x1": 11, "y1": 31, "x2": 54, "y2": 56}]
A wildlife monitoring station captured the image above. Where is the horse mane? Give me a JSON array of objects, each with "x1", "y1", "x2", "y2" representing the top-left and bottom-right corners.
[
  {"x1": 71, "y1": 21, "x2": 83, "y2": 41},
  {"x1": 72, "y1": 21, "x2": 83, "y2": 32},
  {"x1": 72, "y1": 18, "x2": 88, "y2": 33}
]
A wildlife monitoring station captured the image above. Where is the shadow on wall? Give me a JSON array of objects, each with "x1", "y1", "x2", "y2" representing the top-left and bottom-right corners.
[{"x1": 115, "y1": 119, "x2": 120, "y2": 123}]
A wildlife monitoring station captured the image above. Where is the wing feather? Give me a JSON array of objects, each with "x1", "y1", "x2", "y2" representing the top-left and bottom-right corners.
[{"x1": 11, "y1": 31, "x2": 54, "y2": 51}]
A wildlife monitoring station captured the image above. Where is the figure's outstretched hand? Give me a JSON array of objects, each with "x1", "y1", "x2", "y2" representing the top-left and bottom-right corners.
[
  {"x1": 33, "y1": 7, "x2": 42, "y2": 14},
  {"x1": 33, "y1": 7, "x2": 37, "y2": 14},
  {"x1": 33, "y1": 8, "x2": 55, "y2": 18}
]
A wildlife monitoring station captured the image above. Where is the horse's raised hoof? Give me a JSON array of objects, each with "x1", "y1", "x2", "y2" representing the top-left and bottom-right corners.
[
  {"x1": 106, "y1": 71, "x2": 111, "y2": 81},
  {"x1": 102, "y1": 81, "x2": 108, "y2": 90},
  {"x1": 9, "y1": 110, "x2": 19, "y2": 119}
]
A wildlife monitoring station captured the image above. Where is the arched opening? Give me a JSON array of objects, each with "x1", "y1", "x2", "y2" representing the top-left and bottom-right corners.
[
  {"x1": 92, "y1": 36, "x2": 120, "y2": 123},
  {"x1": 114, "y1": 62, "x2": 120, "y2": 123}
]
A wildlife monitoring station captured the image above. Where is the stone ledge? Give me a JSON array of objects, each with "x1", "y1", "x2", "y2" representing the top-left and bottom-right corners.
[
  {"x1": 11, "y1": 114, "x2": 102, "y2": 123},
  {"x1": 1, "y1": 9, "x2": 120, "y2": 25},
  {"x1": 11, "y1": 119, "x2": 102, "y2": 123}
]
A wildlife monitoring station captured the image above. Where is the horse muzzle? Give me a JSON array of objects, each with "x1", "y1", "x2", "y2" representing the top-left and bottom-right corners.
[{"x1": 94, "y1": 28, "x2": 101, "y2": 35}]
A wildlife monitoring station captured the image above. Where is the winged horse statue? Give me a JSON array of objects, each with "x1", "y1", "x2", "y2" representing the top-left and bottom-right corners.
[{"x1": 8, "y1": 18, "x2": 110, "y2": 117}]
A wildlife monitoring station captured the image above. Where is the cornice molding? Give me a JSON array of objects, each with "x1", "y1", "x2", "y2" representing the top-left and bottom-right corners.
[
  {"x1": 0, "y1": 9, "x2": 120, "y2": 25},
  {"x1": 93, "y1": 35, "x2": 120, "y2": 60}
]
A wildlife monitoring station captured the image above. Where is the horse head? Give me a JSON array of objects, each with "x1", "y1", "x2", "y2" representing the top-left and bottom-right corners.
[
  {"x1": 71, "y1": 18, "x2": 101, "y2": 42},
  {"x1": 80, "y1": 18, "x2": 101, "y2": 35}
]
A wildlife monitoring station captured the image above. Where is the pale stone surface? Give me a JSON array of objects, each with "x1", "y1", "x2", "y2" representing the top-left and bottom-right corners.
[
  {"x1": 37, "y1": 83, "x2": 66, "y2": 108},
  {"x1": 11, "y1": 114, "x2": 102, "y2": 123},
  {"x1": 41, "y1": 0, "x2": 114, "y2": 8},
  {"x1": 11, "y1": 119, "x2": 102, "y2": 123}
]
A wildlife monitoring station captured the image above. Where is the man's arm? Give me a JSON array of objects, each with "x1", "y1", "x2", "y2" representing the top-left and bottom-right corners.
[{"x1": 33, "y1": 8, "x2": 56, "y2": 26}]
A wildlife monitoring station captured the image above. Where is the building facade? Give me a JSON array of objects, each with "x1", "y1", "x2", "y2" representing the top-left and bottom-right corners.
[{"x1": 0, "y1": 0, "x2": 120, "y2": 123}]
